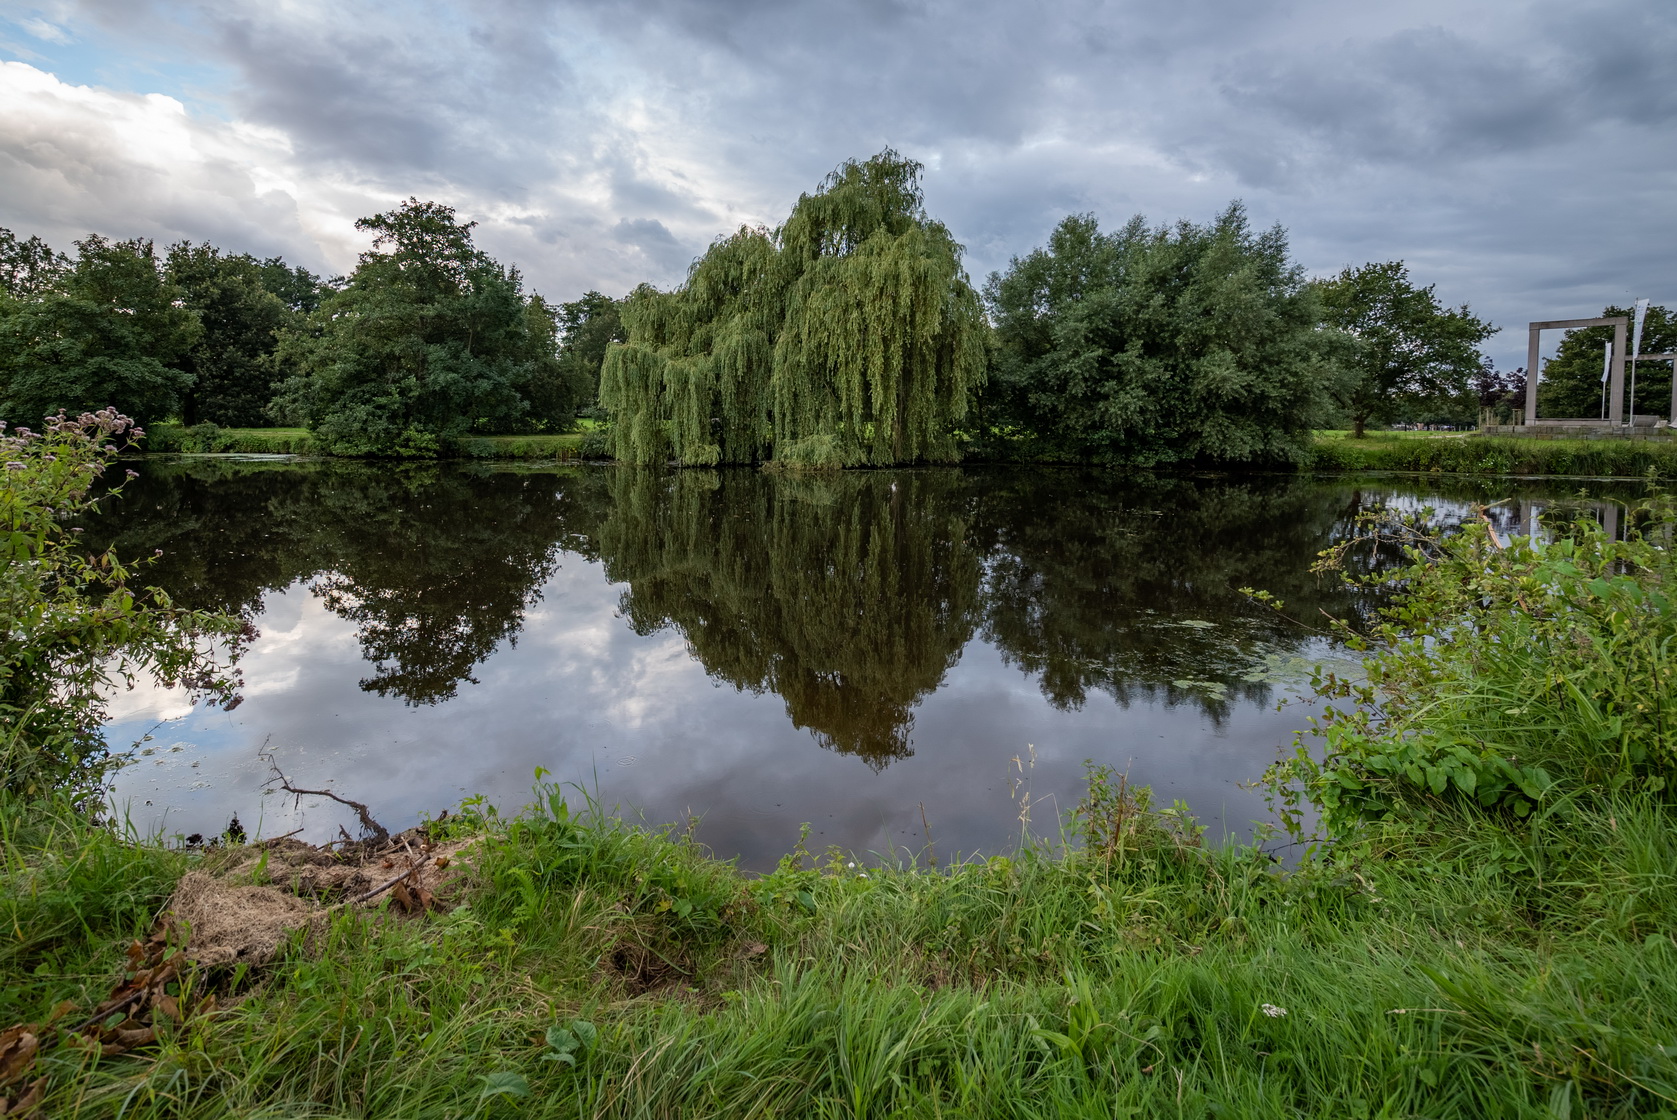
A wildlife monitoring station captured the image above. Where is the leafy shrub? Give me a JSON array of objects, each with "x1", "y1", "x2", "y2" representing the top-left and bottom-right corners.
[
  {"x1": 1271, "y1": 498, "x2": 1677, "y2": 837},
  {"x1": 0, "y1": 409, "x2": 251, "y2": 793}
]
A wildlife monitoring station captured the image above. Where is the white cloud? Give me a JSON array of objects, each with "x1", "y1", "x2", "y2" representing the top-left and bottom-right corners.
[{"x1": 18, "y1": 17, "x2": 71, "y2": 44}]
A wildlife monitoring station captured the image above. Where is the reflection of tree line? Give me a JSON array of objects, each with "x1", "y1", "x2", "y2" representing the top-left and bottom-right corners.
[
  {"x1": 92, "y1": 460, "x2": 608, "y2": 704},
  {"x1": 94, "y1": 460, "x2": 1420, "y2": 766}
]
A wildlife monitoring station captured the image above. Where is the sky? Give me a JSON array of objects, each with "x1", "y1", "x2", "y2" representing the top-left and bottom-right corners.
[{"x1": 1, "y1": 0, "x2": 1673, "y2": 371}]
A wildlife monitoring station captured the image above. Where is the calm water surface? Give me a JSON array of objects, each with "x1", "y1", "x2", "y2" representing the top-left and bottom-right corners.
[{"x1": 91, "y1": 459, "x2": 1637, "y2": 869}]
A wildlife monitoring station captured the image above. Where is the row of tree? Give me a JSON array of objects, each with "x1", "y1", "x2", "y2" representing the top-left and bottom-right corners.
[
  {"x1": 0, "y1": 208, "x2": 624, "y2": 453},
  {"x1": 11, "y1": 150, "x2": 1653, "y2": 464},
  {"x1": 608, "y1": 152, "x2": 1503, "y2": 466}
]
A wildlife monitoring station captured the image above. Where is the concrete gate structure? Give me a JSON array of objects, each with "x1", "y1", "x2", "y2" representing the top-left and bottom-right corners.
[{"x1": 1523, "y1": 316, "x2": 1630, "y2": 426}]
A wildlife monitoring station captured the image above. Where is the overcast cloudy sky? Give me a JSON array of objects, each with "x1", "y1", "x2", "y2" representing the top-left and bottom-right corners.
[{"x1": 1, "y1": 0, "x2": 1672, "y2": 369}]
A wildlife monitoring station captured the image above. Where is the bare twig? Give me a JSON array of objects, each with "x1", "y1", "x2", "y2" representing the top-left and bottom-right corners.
[
  {"x1": 1477, "y1": 508, "x2": 1505, "y2": 551},
  {"x1": 261, "y1": 753, "x2": 389, "y2": 845},
  {"x1": 919, "y1": 801, "x2": 937, "y2": 869},
  {"x1": 341, "y1": 860, "x2": 424, "y2": 908}
]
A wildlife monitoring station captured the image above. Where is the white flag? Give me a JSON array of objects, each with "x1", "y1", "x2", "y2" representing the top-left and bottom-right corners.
[
  {"x1": 1602, "y1": 340, "x2": 1612, "y2": 383},
  {"x1": 1633, "y1": 298, "x2": 1650, "y2": 361}
]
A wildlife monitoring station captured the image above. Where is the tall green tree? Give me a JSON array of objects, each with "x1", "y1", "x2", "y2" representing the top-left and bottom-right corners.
[
  {"x1": 0, "y1": 227, "x2": 67, "y2": 298},
  {"x1": 1536, "y1": 304, "x2": 1674, "y2": 420},
  {"x1": 272, "y1": 199, "x2": 566, "y2": 454},
  {"x1": 256, "y1": 257, "x2": 326, "y2": 314},
  {"x1": 0, "y1": 235, "x2": 199, "y2": 427},
  {"x1": 983, "y1": 207, "x2": 1342, "y2": 467},
  {"x1": 1315, "y1": 261, "x2": 1496, "y2": 436},
  {"x1": 600, "y1": 151, "x2": 987, "y2": 468},
  {"x1": 555, "y1": 290, "x2": 625, "y2": 414},
  {"x1": 166, "y1": 243, "x2": 294, "y2": 426}
]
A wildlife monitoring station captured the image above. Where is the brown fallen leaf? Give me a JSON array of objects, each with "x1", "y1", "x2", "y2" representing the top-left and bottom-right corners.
[
  {"x1": 434, "y1": 856, "x2": 450, "y2": 869},
  {"x1": 0, "y1": 1025, "x2": 40, "y2": 1086},
  {"x1": 1, "y1": 1074, "x2": 46, "y2": 1117}
]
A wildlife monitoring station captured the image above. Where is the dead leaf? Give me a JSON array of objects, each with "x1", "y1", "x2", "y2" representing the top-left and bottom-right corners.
[
  {"x1": 434, "y1": 856, "x2": 450, "y2": 869},
  {"x1": 0, "y1": 1025, "x2": 40, "y2": 1086},
  {"x1": 108, "y1": 1026, "x2": 157, "y2": 1050},
  {"x1": 1, "y1": 1075, "x2": 46, "y2": 1117}
]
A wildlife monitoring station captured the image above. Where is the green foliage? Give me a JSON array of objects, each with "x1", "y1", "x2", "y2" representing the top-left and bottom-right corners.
[
  {"x1": 0, "y1": 226, "x2": 68, "y2": 298},
  {"x1": 1271, "y1": 498, "x2": 1677, "y2": 836},
  {"x1": 1306, "y1": 432, "x2": 1677, "y2": 477},
  {"x1": 555, "y1": 290, "x2": 625, "y2": 414},
  {"x1": 272, "y1": 199, "x2": 569, "y2": 456},
  {"x1": 15, "y1": 766, "x2": 1677, "y2": 1117},
  {"x1": 144, "y1": 422, "x2": 316, "y2": 455},
  {"x1": 983, "y1": 207, "x2": 1343, "y2": 467},
  {"x1": 1538, "y1": 303, "x2": 1675, "y2": 420},
  {"x1": 0, "y1": 411, "x2": 250, "y2": 794},
  {"x1": 165, "y1": 242, "x2": 296, "y2": 427},
  {"x1": 1315, "y1": 260, "x2": 1497, "y2": 437},
  {"x1": 0, "y1": 792, "x2": 192, "y2": 1026},
  {"x1": 0, "y1": 236, "x2": 200, "y2": 427},
  {"x1": 600, "y1": 152, "x2": 987, "y2": 467}
]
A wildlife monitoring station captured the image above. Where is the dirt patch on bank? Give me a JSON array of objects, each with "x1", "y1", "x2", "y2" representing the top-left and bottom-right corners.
[{"x1": 165, "y1": 827, "x2": 473, "y2": 968}]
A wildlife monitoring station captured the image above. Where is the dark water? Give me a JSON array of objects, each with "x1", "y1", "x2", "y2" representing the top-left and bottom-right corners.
[{"x1": 91, "y1": 458, "x2": 1638, "y2": 869}]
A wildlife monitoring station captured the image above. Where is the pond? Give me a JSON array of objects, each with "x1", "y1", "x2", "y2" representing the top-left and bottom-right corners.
[{"x1": 90, "y1": 459, "x2": 1642, "y2": 870}]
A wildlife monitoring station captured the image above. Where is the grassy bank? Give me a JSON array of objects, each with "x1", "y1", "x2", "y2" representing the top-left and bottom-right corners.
[
  {"x1": 1306, "y1": 432, "x2": 1677, "y2": 478},
  {"x1": 145, "y1": 424, "x2": 317, "y2": 455},
  {"x1": 139, "y1": 423, "x2": 1677, "y2": 478},
  {"x1": 144, "y1": 424, "x2": 596, "y2": 461},
  {"x1": 5, "y1": 775, "x2": 1677, "y2": 1118}
]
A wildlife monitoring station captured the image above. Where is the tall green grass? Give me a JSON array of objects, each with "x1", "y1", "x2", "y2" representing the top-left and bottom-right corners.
[
  {"x1": 5, "y1": 772, "x2": 1676, "y2": 1117},
  {"x1": 1306, "y1": 434, "x2": 1677, "y2": 478}
]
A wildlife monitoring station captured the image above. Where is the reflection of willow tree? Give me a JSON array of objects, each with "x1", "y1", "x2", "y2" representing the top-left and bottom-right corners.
[
  {"x1": 596, "y1": 469, "x2": 981, "y2": 767},
  {"x1": 85, "y1": 459, "x2": 610, "y2": 705},
  {"x1": 971, "y1": 471, "x2": 1376, "y2": 720}
]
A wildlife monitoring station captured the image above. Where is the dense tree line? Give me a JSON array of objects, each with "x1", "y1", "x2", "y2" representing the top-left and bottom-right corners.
[
  {"x1": 5, "y1": 153, "x2": 1566, "y2": 461},
  {"x1": 0, "y1": 206, "x2": 617, "y2": 453}
]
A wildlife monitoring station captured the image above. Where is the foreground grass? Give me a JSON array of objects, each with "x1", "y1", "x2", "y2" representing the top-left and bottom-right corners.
[
  {"x1": 1306, "y1": 433, "x2": 1677, "y2": 478},
  {"x1": 5, "y1": 779, "x2": 1677, "y2": 1119}
]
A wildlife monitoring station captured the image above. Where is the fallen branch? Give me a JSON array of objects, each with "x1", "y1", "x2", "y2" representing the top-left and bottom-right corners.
[{"x1": 261, "y1": 752, "x2": 390, "y2": 845}]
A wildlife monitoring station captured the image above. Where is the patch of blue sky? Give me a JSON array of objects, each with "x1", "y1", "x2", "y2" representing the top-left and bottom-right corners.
[{"x1": 2, "y1": 6, "x2": 236, "y2": 120}]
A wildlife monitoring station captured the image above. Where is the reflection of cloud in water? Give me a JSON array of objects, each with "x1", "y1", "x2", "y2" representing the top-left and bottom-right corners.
[
  {"x1": 94, "y1": 462, "x2": 1643, "y2": 870},
  {"x1": 107, "y1": 559, "x2": 1323, "y2": 867}
]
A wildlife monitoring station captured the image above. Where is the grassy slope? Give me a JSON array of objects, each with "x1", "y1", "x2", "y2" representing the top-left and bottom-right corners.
[
  {"x1": 144, "y1": 425, "x2": 589, "y2": 460},
  {"x1": 5, "y1": 779, "x2": 1676, "y2": 1119},
  {"x1": 1306, "y1": 433, "x2": 1677, "y2": 478},
  {"x1": 140, "y1": 423, "x2": 1677, "y2": 477}
]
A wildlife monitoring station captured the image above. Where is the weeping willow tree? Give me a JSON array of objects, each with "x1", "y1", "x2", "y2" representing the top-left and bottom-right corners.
[
  {"x1": 599, "y1": 152, "x2": 987, "y2": 467},
  {"x1": 595, "y1": 469, "x2": 981, "y2": 766}
]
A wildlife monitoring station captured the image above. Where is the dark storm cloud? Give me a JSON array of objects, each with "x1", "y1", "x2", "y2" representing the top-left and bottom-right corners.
[
  {"x1": 3, "y1": 0, "x2": 1674, "y2": 368},
  {"x1": 612, "y1": 216, "x2": 694, "y2": 275}
]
